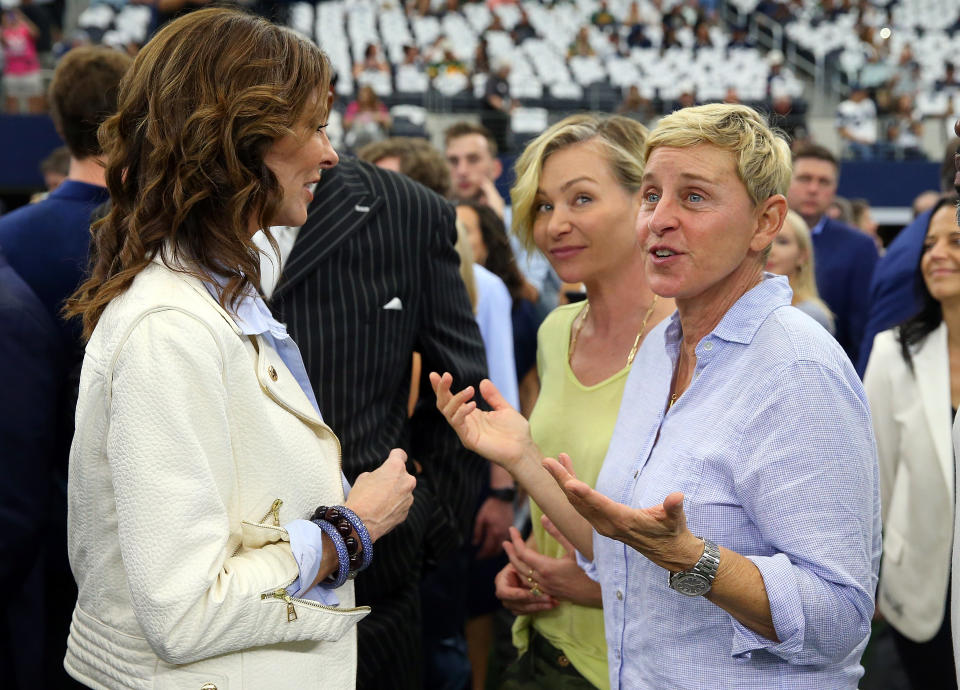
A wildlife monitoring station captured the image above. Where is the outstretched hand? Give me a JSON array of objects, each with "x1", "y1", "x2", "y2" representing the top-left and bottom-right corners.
[
  {"x1": 429, "y1": 372, "x2": 538, "y2": 470},
  {"x1": 542, "y1": 453, "x2": 701, "y2": 572}
]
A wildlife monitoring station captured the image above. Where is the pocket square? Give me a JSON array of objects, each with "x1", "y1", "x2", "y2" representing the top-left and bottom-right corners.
[{"x1": 382, "y1": 297, "x2": 403, "y2": 311}]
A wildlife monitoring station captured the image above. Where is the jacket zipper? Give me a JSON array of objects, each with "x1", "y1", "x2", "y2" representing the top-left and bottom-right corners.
[{"x1": 260, "y1": 581, "x2": 371, "y2": 621}]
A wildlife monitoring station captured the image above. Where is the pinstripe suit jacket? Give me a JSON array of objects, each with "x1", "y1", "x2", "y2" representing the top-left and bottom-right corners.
[{"x1": 269, "y1": 157, "x2": 487, "y2": 685}]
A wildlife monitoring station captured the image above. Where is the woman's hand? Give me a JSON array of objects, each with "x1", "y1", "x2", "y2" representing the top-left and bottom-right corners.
[
  {"x1": 503, "y1": 522, "x2": 602, "y2": 608},
  {"x1": 494, "y1": 561, "x2": 557, "y2": 616},
  {"x1": 345, "y1": 449, "x2": 416, "y2": 542},
  {"x1": 429, "y1": 372, "x2": 538, "y2": 470}
]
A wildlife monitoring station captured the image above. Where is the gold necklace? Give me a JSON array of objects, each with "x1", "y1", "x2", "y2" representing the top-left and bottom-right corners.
[{"x1": 568, "y1": 295, "x2": 660, "y2": 367}]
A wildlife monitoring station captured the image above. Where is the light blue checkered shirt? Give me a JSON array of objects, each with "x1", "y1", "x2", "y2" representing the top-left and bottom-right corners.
[{"x1": 583, "y1": 274, "x2": 881, "y2": 689}]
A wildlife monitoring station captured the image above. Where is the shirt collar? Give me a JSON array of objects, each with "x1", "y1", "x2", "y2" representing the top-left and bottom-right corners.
[
  {"x1": 203, "y1": 273, "x2": 290, "y2": 340},
  {"x1": 810, "y1": 215, "x2": 827, "y2": 235},
  {"x1": 664, "y1": 273, "x2": 794, "y2": 348}
]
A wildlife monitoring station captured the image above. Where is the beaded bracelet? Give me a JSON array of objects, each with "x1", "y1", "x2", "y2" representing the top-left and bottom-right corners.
[
  {"x1": 311, "y1": 505, "x2": 373, "y2": 574},
  {"x1": 332, "y1": 505, "x2": 373, "y2": 573},
  {"x1": 310, "y1": 518, "x2": 350, "y2": 589}
]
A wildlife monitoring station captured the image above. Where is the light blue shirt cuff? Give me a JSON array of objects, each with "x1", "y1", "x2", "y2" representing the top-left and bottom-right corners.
[
  {"x1": 574, "y1": 536, "x2": 600, "y2": 583},
  {"x1": 284, "y1": 518, "x2": 341, "y2": 606},
  {"x1": 730, "y1": 553, "x2": 804, "y2": 660}
]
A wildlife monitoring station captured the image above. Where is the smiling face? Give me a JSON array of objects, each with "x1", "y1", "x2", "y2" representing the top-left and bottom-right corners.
[
  {"x1": 636, "y1": 144, "x2": 784, "y2": 306},
  {"x1": 765, "y1": 217, "x2": 805, "y2": 279},
  {"x1": 921, "y1": 202, "x2": 960, "y2": 305},
  {"x1": 531, "y1": 139, "x2": 641, "y2": 285},
  {"x1": 262, "y1": 94, "x2": 339, "y2": 230}
]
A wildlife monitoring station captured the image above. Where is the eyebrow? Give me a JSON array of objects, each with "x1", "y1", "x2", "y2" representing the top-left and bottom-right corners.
[
  {"x1": 560, "y1": 176, "x2": 598, "y2": 191},
  {"x1": 642, "y1": 172, "x2": 721, "y2": 186}
]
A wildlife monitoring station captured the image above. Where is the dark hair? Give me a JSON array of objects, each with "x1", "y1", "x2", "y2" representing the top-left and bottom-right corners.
[
  {"x1": 65, "y1": 8, "x2": 330, "y2": 339},
  {"x1": 49, "y1": 45, "x2": 133, "y2": 159},
  {"x1": 898, "y1": 195, "x2": 959, "y2": 368},
  {"x1": 357, "y1": 137, "x2": 451, "y2": 196},
  {"x1": 456, "y1": 200, "x2": 526, "y2": 304},
  {"x1": 792, "y1": 142, "x2": 838, "y2": 169},
  {"x1": 939, "y1": 137, "x2": 960, "y2": 193},
  {"x1": 444, "y1": 121, "x2": 498, "y2": 157}
]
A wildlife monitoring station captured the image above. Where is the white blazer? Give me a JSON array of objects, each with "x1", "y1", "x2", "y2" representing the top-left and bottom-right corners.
[
  {"x1": 865, "y1": 323, "x2": 953, "y2": 642},
  {"x1": 65, "y1": 260, "x2": 369, "y2": 689}
]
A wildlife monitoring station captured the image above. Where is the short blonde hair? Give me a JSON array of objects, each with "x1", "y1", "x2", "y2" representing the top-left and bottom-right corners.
[
  {"x1": 782, "y1": 210, "x2": 832, "y2": 321},
  {"x1": 643, "y1": 104, "x2": 792, "y2": 207},
  {"x1": 510, "y1": 114, "x2": 648, "y2": 251}
]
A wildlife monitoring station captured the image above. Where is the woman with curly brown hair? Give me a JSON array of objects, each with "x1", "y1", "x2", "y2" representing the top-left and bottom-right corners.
[{"x1": 62, "y1": 9, "x2": 415, "y2": 689}]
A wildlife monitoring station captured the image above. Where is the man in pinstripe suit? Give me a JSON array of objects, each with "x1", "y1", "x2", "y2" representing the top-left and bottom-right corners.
[{"x1": 265, "y1": 154, "x2": 488, "y2": 689}]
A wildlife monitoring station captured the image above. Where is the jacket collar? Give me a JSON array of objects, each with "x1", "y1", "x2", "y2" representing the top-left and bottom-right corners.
[{"x1": 272, "y1": 157, "x2": 385, "y2": 300}]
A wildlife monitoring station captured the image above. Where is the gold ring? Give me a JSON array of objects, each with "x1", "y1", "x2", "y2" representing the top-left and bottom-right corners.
[
  {"x1": 528, "y1": 568, "x2": 534, "y2": 578},
  {"x1": 526, "y1": 575, "x2": 534, "y2": 584},
  {"x1": 531, "y1": 585, "x2": 543, "y2": 597}
]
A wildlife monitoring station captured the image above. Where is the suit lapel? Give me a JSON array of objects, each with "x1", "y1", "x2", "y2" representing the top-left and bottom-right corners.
[
  {"x1": 913, "y1": 322, "x2": 953, "y2": 495},
  {"x1": 272, "y1": 159, "x2": 384, "y2": 300}
]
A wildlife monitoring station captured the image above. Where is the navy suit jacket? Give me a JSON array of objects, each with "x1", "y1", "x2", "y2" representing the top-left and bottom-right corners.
[
  {"x1": 811, "y1": 217, "x2": 879, "y2": 366},
  {"x1": 857, "y1": 209, "x2": 932, "y2": 376}
]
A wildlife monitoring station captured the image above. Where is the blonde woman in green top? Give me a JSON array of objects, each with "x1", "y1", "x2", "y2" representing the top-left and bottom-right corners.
[{"x1": 490, "y1": 114, "x2": 675, "y2": 688}]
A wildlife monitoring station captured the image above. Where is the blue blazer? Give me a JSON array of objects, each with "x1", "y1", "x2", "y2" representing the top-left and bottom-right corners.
[
  {"x1": 811, "y1": 217, "x2": 879, "y2": 367},
  {"x1": 856, "y1": 209, "x2": 932, "y2": 375}
]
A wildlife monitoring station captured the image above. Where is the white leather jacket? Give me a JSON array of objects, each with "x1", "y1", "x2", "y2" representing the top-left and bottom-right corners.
[{"x1": 65, "y1": 260, "x2": 369, "y2": 689}]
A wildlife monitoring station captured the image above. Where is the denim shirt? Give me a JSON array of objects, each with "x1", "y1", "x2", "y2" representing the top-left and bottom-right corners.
[{"x1": 581, "y1": 275, "x2": 881, "y2": 689}]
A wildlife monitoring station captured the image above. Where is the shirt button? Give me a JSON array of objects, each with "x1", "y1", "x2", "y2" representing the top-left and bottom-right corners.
[
  {"x1": 616, "y1": 590, "x2": 623, "y2": 600},
  {"x1": 703, "y1": 341, "x2": 713, "y2": 351},
  {"x1": 268, "y1": 365, "x2": 278, "y2": 381}
]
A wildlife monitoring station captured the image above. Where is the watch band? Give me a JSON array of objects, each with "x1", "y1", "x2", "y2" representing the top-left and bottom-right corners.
[
  {"x1": 488, "y1": 486, "x2": 517, "y2": 502},
  {"x1": 668, "y1": 537, "x2": 720, "y2": 597}
]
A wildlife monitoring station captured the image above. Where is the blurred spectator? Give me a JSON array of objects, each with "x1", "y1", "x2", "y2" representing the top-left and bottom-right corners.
[
  {"x1": 693, "y1": 20, "x2": 713, "y2": 50},
  {"x1": 482, "y1": 56, "x2": 514, "y2": 153},
  {"x1": 326, "y1": 72, "x2": 344, "y2": 152},
  {"x1": 512, "y1": 8, "x2": 536, "y2": 43},
  {"x1": 344, "y1": 85, "x2": 391, "y2": 150},
  {"x1": 727, "y1": 25, "x2": 753, "y2": 49},
  {"x1": 723, "y1": 86, "x2": 740, "y2": 104},
  {"x1": 2, "y1": 8, "x2": 44, "y2": 114},
  {"x1": 864, "y1": 196, "x2": 960, "y2": 690},
  {"x1": 626, "y1": 20, "x2": 652, "y2": 48},
  {"x1": 39, "y1": 146, "x2": 70, "y2": 192},
  {"x1": 913, "y1": 190, "x2": 942, "y2": 218},
  {"x1": 402, "y1": 43, "x2": 425, "y2": 71},
  {"x1": 766, "y1": 50, "x2": 795, "y2": 99},
  {"x1": 836, "y1": 84, "x2": 878, "y2": 160},
  {"x1": 661, "y1": 25, "x2": 683, "y2": 50},
  {"x1": 568, "y1": 26, "x2": 595, "y2": 57},
  {"x1": 618, "y1": 84, "x2": 653, "y2": 122},
  {"x1": 886, "y1": 94, "x2": 925, "y2": 160},
  {"x1": 669, "y1": 82, "x2": 697, "y2": 112},
  {"x1": 936, "y1": 62, "x2": 960, "y2": 95},
  {"x1": 591, "y1": 0, "x2": 616, "y2": 31},
  {"x1": 353, "y1": 42, "x2": 390, "y2": 79},
  {"x1": 827, "y1": 196, "x2": 853, "y2": 224},
  {"x1": 358, "y1": 136, "x2": 450, "y2": 196},
  {"x1": 473, "y1": 36, "x2": 490, "y2": 74},
  {"x1": 766, "y1": 210, "x2": 835, "y2": 334},
  {"x1": 859, "y1": 135, "x2": 960, "y2": 373},
  {"x1": 0, "y1": 248, "x2": 63, "y2": 690},
  {"x1": 0, "y1": 44, "x2": 132, "y2": 689},
  {"x1": 850, "y1": 198, "x2": 883, "y2": 253},
  {"x1": 770, "y1": 91, "x2": 808, "y2": 146},
  {"x1": 787, "y1": 143, "x2": 879, "y2": 363}
]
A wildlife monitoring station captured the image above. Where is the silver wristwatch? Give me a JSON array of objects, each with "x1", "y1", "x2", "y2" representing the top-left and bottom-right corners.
[{"x1": 668, "y1": 537, "x2": 720, "y2": 597}]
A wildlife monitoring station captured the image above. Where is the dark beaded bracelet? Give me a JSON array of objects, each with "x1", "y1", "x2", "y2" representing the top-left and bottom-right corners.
[
  {"x1": 311, "y1": 518, "x2": 350, "y2": 589},
  {"x1": 311, "y1": 505, "x2": 373, "y2": 574},
  {"x1": 333, "y1": 506, "x2": 373, "y2": 573}
]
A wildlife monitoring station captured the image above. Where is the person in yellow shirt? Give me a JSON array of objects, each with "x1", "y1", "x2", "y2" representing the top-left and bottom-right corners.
[{"x1": 492, "y1": 113, "x2": 674, "y2": 688}]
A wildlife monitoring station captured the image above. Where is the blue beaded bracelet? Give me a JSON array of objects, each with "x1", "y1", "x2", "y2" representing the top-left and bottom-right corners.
[
  {"x1": 335, "y1": 506, "x2": 374, "y2": 573},
  {"x1": 311, "y1": 518, "x2": 350, "y2": 589}
]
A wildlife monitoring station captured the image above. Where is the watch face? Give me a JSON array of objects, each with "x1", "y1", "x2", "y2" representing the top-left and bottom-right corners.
[{"x1": 671, "y1": 572, "x2": 710, "y2": 597}]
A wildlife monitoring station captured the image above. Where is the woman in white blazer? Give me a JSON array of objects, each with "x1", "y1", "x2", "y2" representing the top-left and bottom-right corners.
[
  {"x1": 62, "y1": 9, "x2": 416, "y2": 689},
  {"x1": 865, "y1": 196, "x2": 960, "y2": 689}
]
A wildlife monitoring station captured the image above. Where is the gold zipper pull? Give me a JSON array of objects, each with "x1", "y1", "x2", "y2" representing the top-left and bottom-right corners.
[
  {"x1": 261, "y1": 588, "x2": 298, "y2": 622},
  {"x1": 261, "y1": 498, "x2": 283, "y2": 526}
]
